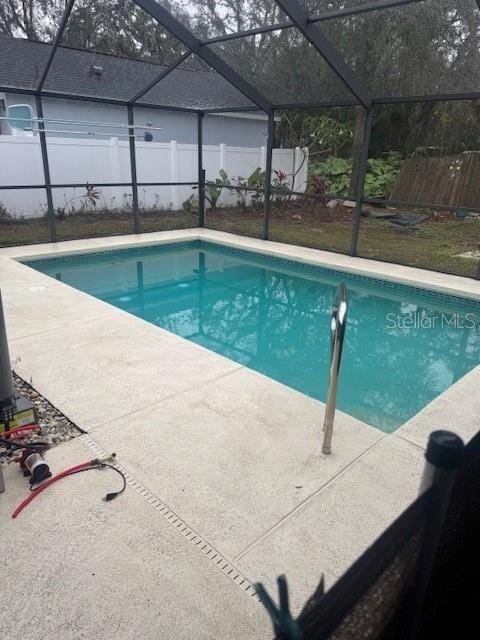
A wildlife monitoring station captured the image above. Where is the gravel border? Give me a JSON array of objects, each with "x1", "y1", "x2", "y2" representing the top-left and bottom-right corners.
[{"x1": 13, "y1": 371, "x2": 83, "y2": 445}]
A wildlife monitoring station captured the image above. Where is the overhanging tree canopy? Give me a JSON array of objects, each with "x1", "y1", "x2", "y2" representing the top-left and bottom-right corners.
[
  {"x1": 0, "y1": 0, "x2": 479, "y2": 112},
  {"x1": 0, "y1": 0, "x2": 478, "y2": 276}
]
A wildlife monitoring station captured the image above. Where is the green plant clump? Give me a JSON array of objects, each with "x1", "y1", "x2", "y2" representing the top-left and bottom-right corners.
[
  {"x1": 207, "y1": 167, "x2": 267, "y2": 211},
  {"x1": 205, "y1": 168, "x2": 229, "y2": 211},
  {"x1": 310, "y1": 153, "x2": 402, "y2": 199},
  {"x1": 182, "y1": 194, "x2": 198, "y2": 214},
  {"x1": 0, "y1": 202, "x2": 13, "y2": 223}
]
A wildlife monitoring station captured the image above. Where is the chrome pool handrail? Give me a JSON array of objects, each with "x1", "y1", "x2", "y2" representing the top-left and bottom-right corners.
[{"x1": 322, "y1": 283, "x2": 348, "y2": 455}]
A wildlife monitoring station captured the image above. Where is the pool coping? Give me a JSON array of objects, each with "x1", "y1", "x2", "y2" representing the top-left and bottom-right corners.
[
  {"x1": 1, "y1": 229, "x2": 479, "y2": 631},
  {"x1": 2, "y1": 227, "x2": 479, "y2": 301},
  {"x1": 1, "y1": 226, "x2": 478, "y2": 464}
]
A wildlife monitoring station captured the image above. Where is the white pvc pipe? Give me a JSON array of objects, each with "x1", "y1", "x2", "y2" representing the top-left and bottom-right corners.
[
  {"x1": 0, "y1": 116, "x2": 163, "y2": 131},
  {"x1": 30, "y1": 128, "x2": 134, "y2": 137}
]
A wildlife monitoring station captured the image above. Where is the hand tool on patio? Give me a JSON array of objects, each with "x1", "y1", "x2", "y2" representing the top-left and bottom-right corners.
[
  {"x1": 0, "y1": 433, "x2": 52, "y2": 485},
  {"x1": 11, "y1": 453, "x2": 127, "y2": 519},
  {"x1": 1, "y1": 418, "x2": 52, "y2": 485}
]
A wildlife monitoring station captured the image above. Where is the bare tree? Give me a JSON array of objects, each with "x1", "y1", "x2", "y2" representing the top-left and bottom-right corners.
[{"x1": 0, "y1": 0, "x2": 66, "y2": 40}]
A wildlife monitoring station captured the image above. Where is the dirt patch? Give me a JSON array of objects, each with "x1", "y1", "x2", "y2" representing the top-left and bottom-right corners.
[{"x1": 271, "y1": 202, "x2": 354, "y2": 224}]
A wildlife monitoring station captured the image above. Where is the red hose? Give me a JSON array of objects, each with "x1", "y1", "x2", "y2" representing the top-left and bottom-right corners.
[
  {"x1": 2, "y1": 423, "x2": 39, "y2": 438},
  {"x1": 12, "y1": 460, "x2": 94, "y2": 519}
]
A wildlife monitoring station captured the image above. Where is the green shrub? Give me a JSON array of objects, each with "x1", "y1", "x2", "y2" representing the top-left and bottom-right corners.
[
  {"x1": 205, "y1": 168, "x2": 229, "y2": 211},
  {"x1": 0, "y1": 202, "x2": 12, "y2": 223},
  {"x1": 310, "y1": 157, "x2": 351, "y2": 196},
  {"x1": 227, "y1": 166, "x2": 265, "y2": 211},
  {"x1": 310, "y1": 153, "x2": 402, "y2": 199},
  {"x1": 182, "y1": 194, "x2": 198, "y2": 214},
  {"x1": 364, "y1": 154, "x2": 403, "y2": 198}
]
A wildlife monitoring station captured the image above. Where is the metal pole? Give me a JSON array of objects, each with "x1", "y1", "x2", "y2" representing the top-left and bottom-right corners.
[
  {"x1": 322, "y1": 284, "x2": 348, "y2": 455},
  {"x1": 1, "y1": 114, "x2": 165, "y2": 132},
  {"x1": 0, "y1": 291, "x2": 15, "y2": 409},
  {"x1": 406, "y1": 430, "x2": 464, "y2": 639},
  {"x1": 35, "y1": 95, "x2": 57, "y2": 242},
  {"x1": 0, "y1": 289, "x2": 14, "y2": 493},
  {"x1": 197, "y1": 113, "x2": 205, "y2": 227},
  {"x1": 350, "y1": 107, "x2": 373, "y2": 256},
  {"x1": 0, "y1": 290, "x2": 18, "y2": 494},
  {"x1": 262, "y1": 111, "x2": 275, "y2": 240},
  {"x1": 127, "y1": 105, "x2": 141, "y2": 234},
  {"x1": 3, "y1": 83, "x2": 479, "y2": 111}
]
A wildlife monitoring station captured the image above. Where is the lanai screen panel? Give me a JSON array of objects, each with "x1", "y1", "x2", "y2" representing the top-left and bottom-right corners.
[
  {"x1": 302, "y1": 0, "x2": 415, "y2": 11},
  {"x1": 141, "y1": 55, "x2": 257, "y2": 111},
  {"x1": 1, "y1": 0, "x2": 479, "y2": 107},
  {"x1": 0, "y1": 35, "x2": 53, "y2": 91},
  {"x1": 153, "y1": 0, "x2": 290, "y2": 39},
  {"x1": 43, "y1": 0, "x2": 188, "y2": 103},
  {"x1": 208, "y1": 28, "x2": 357, "y2": 106},
  {"x1": 319, "y1": 0, "x2": 480, "y2": 98}
]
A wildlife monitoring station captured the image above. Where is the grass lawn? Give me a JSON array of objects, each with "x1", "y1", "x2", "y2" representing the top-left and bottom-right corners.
[
  {"x1": 357, "y1": 218, "x2": 480, "y2": 278},
  {"x1": 1, "y1": 206, "x2": 478, "y2": 279},
  {"x1": 0, "y1": 210, "x2": 198, "y2": 246},
  {"x1": 205, "y1": 206, "x2": 480, "y2": 279}
]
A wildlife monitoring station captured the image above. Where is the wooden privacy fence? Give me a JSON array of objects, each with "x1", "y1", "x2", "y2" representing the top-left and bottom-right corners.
[{"x1": 390, "y1": 151, "x2": 480, "y2": 209}]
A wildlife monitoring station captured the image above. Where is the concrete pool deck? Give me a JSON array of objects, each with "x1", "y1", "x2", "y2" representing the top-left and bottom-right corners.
[{"x1": 1, "y1": 229, "x2": 479, "y2": 639}]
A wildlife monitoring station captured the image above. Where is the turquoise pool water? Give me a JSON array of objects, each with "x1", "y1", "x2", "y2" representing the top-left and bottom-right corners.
[{"x1": 26, "y1": 240, "x2": 480, "y2": 432}]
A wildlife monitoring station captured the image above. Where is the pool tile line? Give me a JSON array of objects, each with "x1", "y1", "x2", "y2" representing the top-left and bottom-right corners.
[
  {"x1": 78, "y1": 433, "x2": 260, "y2": 601},
  {"x1": 23, "y1": 240, "x2": 201, "y2": 268},
  {"x1": 200, "y1": 241, "x2": 480, "y2": 309},
  {"x1": 23, "y1": 238, "x2": 480, "y2": 310},
  {"x1": 199, "y1": 231, "x2": 480, "y2": 299}
]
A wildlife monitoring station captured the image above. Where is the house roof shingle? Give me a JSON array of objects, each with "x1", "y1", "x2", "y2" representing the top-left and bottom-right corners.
[{"x1": 0, "y1": 35, "x2": 255, "y2": 111}]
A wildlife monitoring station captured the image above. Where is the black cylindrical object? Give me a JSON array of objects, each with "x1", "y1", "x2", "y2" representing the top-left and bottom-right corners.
[
  {"x1": 406, "y1": 430, "x2": 465, "y2": 639},
  {"x1": 24, "y1": 451, "x2": 52, "y2": 486},
  {"x1": 0, "y1": 290, "x2": 15, "y2": 408},
  {"x1": 419, "y1": 429, "x2": 464, "y2": 493}
]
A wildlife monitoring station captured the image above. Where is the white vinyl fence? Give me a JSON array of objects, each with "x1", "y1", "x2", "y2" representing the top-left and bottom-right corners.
[{"x1": 0, "y1": 136, "x2": 308, "y2": 218}]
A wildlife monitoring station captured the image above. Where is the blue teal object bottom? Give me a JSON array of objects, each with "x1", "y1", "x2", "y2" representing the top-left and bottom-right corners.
[{"x1": 26, "y1": 240, "x2": 480, "y2": 432}]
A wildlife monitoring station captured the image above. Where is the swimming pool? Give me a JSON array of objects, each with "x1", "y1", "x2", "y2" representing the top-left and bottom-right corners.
[{"x1": 25, "y1": 240, "x2": 480, "y2": 432}]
